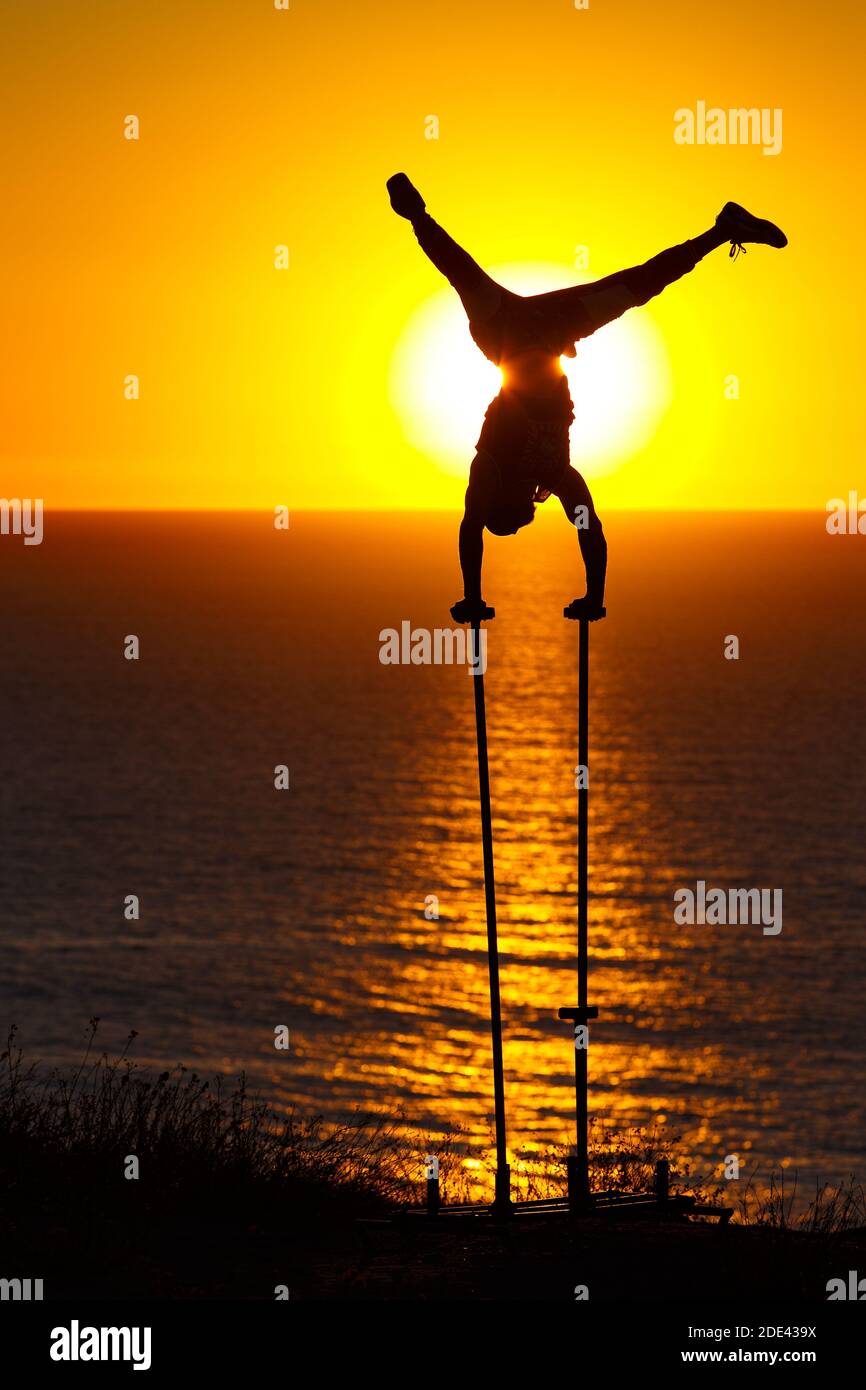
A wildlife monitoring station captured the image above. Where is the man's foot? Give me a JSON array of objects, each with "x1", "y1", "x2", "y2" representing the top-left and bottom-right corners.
[
  {"x1": 387, "y1": 173, "x2": 426, "y2": 221},
  {"x1": 716, "y1": 201, "x2": 788, "y2": 259},
  {"x1": 563, "y1": 597, "x2": 606, "y2": 622}
]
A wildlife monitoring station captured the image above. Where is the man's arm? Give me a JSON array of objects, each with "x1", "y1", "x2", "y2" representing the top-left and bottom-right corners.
[
  {"x1": 451, "y1": 463, "x2": 495, "y2": 623},
  {"x1": 556, "y1": 465, "x2": 607, "y2": 621},
  {"x1": 458, "y1": 510, "x2": 484, "y2": 602}
]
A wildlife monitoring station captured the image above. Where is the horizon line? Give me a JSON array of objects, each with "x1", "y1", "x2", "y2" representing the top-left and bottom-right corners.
[{"x1": 13, "y1": 505, "x2": 832, "y2": 515}]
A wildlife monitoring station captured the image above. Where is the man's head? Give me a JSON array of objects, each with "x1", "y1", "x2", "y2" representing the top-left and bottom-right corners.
[{"x1": 484, "y1": 492, "x2": 536, "y2": 536}]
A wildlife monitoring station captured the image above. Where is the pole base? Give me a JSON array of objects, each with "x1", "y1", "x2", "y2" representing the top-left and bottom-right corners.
[
  {"x1": 566, "y1": 1155, "x2": 593, "y2": 1215},
  {"x1": 489, "y1": 1164, "x2": 513, "y2": 1218}
]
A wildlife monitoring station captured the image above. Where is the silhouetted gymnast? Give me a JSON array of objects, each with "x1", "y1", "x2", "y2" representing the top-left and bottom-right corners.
[{"x1": 387, "y1": 173, "x2": 787, "y2": 623}]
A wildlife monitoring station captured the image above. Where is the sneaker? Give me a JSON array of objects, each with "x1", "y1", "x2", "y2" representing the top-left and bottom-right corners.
[
  {"x1": 717, "y1": 201, "x2": 788, "y2": 259},
  {"x1": 387, "y1": 173, "x2": 426, "y2": 221}
]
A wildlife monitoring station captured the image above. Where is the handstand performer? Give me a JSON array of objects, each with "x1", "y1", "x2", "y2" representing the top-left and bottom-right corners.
[{"x1": 387, "y1": 173, "x2": 787, "y2": 622}]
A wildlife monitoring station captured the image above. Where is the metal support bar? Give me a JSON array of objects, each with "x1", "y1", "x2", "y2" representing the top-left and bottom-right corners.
[
  {"x1": 559, "y1": 609, "x2": 604, "y2": 1214},
  {"x1": 470, "y1": 619, "x2": 512, "y2": 1216}
]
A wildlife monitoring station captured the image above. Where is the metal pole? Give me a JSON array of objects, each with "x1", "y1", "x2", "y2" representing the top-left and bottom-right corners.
[
  {"x1": 470, "y1": 620, "x2": 511, "y2": 1215},
  {"x1": 559, "y1": 610, "x2": 601, "y2": 1213},
  {"x1": 576, "y1": 617, "x2": 590, "y2": 1204},
  {"x1": 655, "y1": 1158, "x2": 670, "y2": 1207}
]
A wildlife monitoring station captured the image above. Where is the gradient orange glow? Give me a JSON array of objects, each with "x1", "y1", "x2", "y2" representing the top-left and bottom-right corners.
[{"x1": 1, "y1": 0, "x2": 861, "y2": 509}]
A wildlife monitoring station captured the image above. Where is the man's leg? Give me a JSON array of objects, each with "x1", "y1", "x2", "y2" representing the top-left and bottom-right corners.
[
  {"x1": 577, "y1": 228, "x2": 728, "y2": 333},
  {"x1": 528, "y1": 199, "x2": 786, "y2": 344},
  {"x1": 410, "y1": 213, "x2": 505, "y2": 324},
  {"x1": 555, "y1": 465, "x2": 607, "y2": 611},
  {"x1": 530, "y1": 228, "x2": 728, "y2": 341},
  {"x1": 388, "y1": 173, "x2": 504, "y2": 323}
]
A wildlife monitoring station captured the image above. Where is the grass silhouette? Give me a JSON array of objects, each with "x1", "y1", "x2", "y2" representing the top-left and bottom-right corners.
[{"x1": 2, "y1": 1022, "x2": 863, "y2": 1299}]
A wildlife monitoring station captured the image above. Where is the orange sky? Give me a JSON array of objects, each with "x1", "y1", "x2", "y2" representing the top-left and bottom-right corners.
[{"x1": 1, "y1": 0, "x2": 862, "y2": 509}]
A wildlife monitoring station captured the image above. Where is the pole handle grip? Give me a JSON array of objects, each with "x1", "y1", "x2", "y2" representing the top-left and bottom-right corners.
[{"x1": 563, "y1": 602, "x2": 606, "y2": 621}]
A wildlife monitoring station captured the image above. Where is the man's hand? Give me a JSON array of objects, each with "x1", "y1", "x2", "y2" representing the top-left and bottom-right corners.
[
  {"x1": 451, "y1": 597, "x2": 495, "y2": 624},
  {"x1": 563, "y1": 597, "x2": 606, "y2": 622}
]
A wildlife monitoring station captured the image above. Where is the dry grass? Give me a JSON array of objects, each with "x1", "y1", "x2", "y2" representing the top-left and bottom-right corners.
[
  {"x1": 734, "y1": 1166, "x2": 866, "y2": 1234},
  {"x1": 0, "y1": 1021, "x2": 412, "y2": 1229},
  {"x1": 3, "y1": 1020, "x2": 862, "y2": 1241}
]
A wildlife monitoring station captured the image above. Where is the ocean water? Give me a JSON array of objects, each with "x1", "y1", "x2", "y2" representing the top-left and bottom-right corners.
[{"x1": 1, "y1": 509, "x2": 864, "y2": 1193}]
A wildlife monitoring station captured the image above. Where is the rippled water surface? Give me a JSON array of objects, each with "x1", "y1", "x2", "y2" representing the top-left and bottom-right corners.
[{"x1": 1, "y1": 510, "x2": 864, "y2": 1191}]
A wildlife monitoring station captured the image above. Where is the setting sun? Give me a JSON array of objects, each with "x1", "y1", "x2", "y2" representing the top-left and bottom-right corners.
[{"x1": 390, "y1": 263, "x2": 673, "y2": 482}]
